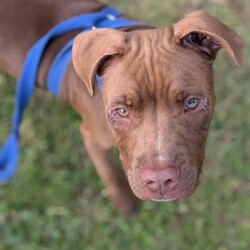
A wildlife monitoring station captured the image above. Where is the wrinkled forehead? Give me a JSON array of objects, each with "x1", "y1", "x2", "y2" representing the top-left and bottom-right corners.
[{"x1": 102, "y1": 27, "x2": 214, "y2": 104}]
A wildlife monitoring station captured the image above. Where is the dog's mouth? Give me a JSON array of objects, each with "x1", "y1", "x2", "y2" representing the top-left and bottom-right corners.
[
  {"x1": 133, "y1": 184, "x2": 197, "y2": 201},
  {"x1": 126, "y1": 165, "x2": 199, "y2": 201},
  {"x1": 151, "y1": 198, "x2": 177, "y2": 202}
]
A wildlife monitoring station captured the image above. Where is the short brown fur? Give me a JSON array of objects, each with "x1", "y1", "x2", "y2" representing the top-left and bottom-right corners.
[{"x1": 0, "y1": 0, "x2": 244, "y2": 214}]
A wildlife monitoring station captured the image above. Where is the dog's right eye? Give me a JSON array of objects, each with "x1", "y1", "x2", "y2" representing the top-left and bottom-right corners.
[
  {"x1": 107, "y1": 108, "x2": 129, "y2": 124},
  {"x1": 117, "y1": 108, "x2": 129, "y2": 117}
]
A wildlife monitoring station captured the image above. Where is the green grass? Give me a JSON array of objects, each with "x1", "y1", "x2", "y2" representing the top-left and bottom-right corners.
[{"x1": 0, "y1": 0, "x2": 250, "y2": 249}]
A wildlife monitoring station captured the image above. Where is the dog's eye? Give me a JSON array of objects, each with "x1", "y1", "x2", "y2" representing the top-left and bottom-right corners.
[
  {"x1": 185, "y1": 98, "x2": 199, "y2": 110},
  {"x1": 117, "y1": 108, "x2": 129, "y2": 117}
]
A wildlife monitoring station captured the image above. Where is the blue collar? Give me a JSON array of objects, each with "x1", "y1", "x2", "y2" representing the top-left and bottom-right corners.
[{"x1": 0, "y1": 6, "x2": 142, "y2": 183}]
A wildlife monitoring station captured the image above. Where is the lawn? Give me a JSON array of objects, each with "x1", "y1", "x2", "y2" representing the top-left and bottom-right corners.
[{"x1": 0, "y1": 0, "x2": 249, "y2": 249}]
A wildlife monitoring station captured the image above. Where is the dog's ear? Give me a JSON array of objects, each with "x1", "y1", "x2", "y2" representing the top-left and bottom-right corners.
[
  {"x1": 72, "y1": 28, "x2": 128, "y2": 96},
  {"x1": 173, "y1": 10, "x2": 245, "y2": 66}
]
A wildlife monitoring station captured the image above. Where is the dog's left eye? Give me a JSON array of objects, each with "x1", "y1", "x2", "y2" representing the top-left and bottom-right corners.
[
  {"x1": 117, "y1": 108, "x2": 129, "y2": 117},
  {"x1": 185, "y1": 97, "x2": 199, "y2": 110}
]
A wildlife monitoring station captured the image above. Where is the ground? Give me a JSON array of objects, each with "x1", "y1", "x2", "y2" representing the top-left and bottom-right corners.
[{"x1": 0, "y1": 0, "x2": 249, "y2": 249}]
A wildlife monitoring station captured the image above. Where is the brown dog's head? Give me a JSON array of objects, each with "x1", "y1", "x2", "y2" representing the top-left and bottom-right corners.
[{"x1": 72, "y1": 11, "x2": 244, "y2": 201}]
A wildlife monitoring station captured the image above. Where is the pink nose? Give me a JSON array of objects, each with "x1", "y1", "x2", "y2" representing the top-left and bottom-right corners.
[{"x1": 140, "y1": 166, "x2": 180, "y2": 194}]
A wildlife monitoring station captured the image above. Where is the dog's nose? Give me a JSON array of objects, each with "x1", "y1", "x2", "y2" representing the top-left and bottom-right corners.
[{"x1": 140, "y1": 166, "x2": 179, "y2": 194}]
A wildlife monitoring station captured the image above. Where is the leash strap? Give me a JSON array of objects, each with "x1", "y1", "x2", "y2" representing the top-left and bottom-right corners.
[{"x1": 0, "y1": 6, "x2": 142, "y2": 183}]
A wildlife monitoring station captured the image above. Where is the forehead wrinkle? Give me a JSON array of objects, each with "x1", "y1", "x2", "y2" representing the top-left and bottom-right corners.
[
  {"x1": 135, "y1": 41, "x2": 166, "y2": 98},
  {"x1": 140, "y1": 32, "x2": 179, "y2": 101},
  {"x1": 117, "y1": 30, "x2": 200, "y2": 110},
  {"x1": 124, "y1": 28, "x2": 212, "y2": 104},
  {"x1": 144, "y1": 34, "x2": 156, "y2": 84}
]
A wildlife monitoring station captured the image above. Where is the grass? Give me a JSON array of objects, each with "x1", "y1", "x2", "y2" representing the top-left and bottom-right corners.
[{"x1": 0, "y1": 0, "x2": 249, "y2": 249}]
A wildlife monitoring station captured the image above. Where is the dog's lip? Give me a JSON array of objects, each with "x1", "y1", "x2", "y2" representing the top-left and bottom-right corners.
[
  {"x1": 151, "y1": 198, "x2": 177, "y2": 202},
  {"x1": 135, "y1": 191, "x2": 180, "y2": 201},
  {"x1": 136, "y1": 188, "x2": 196, "y2": 201}
]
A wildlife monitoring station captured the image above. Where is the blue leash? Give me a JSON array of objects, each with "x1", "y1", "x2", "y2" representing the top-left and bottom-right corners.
[{"x1": 0, "y1": 6, "x2": 142, "y2": 183}]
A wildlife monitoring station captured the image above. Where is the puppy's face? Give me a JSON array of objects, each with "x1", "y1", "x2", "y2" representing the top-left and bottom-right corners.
[
  {"x1": 102, "y1": 28, "x2": 215, "y2": 200},
  {"x1": 72, "y1": 10, "x2": 244, "y2": 201}
]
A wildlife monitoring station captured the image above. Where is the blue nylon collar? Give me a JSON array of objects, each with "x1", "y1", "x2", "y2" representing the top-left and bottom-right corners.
[{"x1": 0, "y1": 6, "x2": 142, "y2": 183}]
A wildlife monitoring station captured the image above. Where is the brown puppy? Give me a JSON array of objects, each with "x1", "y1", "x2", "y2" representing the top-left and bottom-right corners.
[{"x1": 0, "y1": 0, "x2": 244, "y2": 214}]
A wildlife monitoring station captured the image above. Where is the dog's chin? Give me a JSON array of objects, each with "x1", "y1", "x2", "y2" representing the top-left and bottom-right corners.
[
  {"x1": 151, "y1": 198, "x2": 177, "y2": 202},
  {"x1": 128, "y1": 180, "x2": 198, "y2": 201},
  {"x1": 134, "y1": 191, "x2": 196, "y2": 201}
]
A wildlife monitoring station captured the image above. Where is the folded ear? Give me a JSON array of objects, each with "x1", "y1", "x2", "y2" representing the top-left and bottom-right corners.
[
  {"x1": 72, "y1": 28, "x2": 128, "y2": 96},
  {"x1": 173, "y1": 10, "x2": 245, "y2": 66}
]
